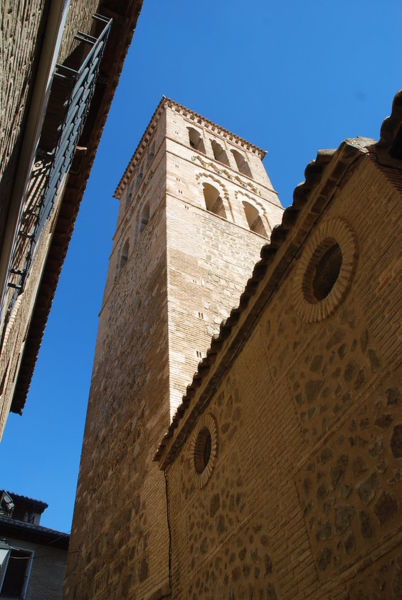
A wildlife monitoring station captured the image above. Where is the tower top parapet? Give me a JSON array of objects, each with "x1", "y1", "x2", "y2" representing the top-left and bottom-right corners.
[{"x1": 114, "y1": 97, "x2": 267, "y2": 199}]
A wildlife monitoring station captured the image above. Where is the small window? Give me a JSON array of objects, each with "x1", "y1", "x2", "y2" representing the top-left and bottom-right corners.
[
  {"x1": 211, "y1": 140, "x2": 229, "y2": 166},
  {"x1": 188, "y1": 127, "x2": 205, "y2": 154},
  {"x1": 0, "y1": 549, "x2": 33, "y2": 599},
  {"x1": 146, "y1": 142, "x2": 155, "y2": 168},
  {"x1": 232, "y1": 149, "x2": 252, "y2": 177},
  {"x1": 139, "y1": 203, "x2": 150, "y2": 234},
  {"x1": 203, "y1": 184, "x2": 226, "y2": 218},
  {"x1": 120, "y1": 240, "x2": 129, "y2": 269},
  {"x1": 125, "y1": 186, "x2": 133, "y2": 209},
  {"x1": 304, "y1": 240, "x2": 343, "y2": 302},
  {"x1": 194, "y1": 427, "x2": 212, "y2": 474},
  {"x1": 135, "y1": 170, "x2": 143, "y2": 190},
  {"x1": 243, "y1": 202, "x2": 267, "y2": 236}
]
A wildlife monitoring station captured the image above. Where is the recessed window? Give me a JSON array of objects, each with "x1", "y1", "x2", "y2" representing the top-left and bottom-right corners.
[
  {"x1": 0, "y1": 548, "x2": 33, "y2": 598},
  {"x1": 120, "y1": 240, "x2": 129, "y2": 270},
  {"x1": 243, "y1": 201, "x2": 267, "y2": 236},
  {"x1": 231, "y1": 149, "x2": 252, "y2": 177},
  {"x1": 302, "y1": 239, "x2": 343, "y2": 304},
  {"x1": 203, "y1": 183, "x2": 226, "y2": 218},
  {"x1": 125, "y1": 186, "x2": 133, "y2": 209},
  {"x1": 293, "y1": 218, "x2": 357, "y2": 323},
  {"x1": 211, "y1": 140, "x2": 229, "y2": 166},
  {"x1": 194, "y1": 427, "x2": 212, "y2": 474},
  {"x1": 146, "y1": 141, "x2": 155, "y2": 168},
  {"x1": 188, "y1": 127, "x2": 205, "y2": 153},
  {"x1": 191, "y1": 414, "x2": 218, "y2": 487},
  {"x1": 138, "y1": 203, "x2": 150, "y2": 234},
  {"x1": 312, "y1": 242, "x2": 343, "y2": 301},
  {"x1": 135, "y1": 169, "x2": 143, "y2": 190}
]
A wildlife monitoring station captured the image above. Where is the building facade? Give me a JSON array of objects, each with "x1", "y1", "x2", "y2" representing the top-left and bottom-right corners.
[
  {"x1": 0, "y1": 491, "x2": 69, "y2": 600},
  {"x1": 156, "y1": 94, "x2": 402, "y2": 598},
  {"x1": 64, "y1": 98, "x2": 283, "y2": 599},
  {"x1": 0, "y1": 0, "x2": 143, "y2": 439}
]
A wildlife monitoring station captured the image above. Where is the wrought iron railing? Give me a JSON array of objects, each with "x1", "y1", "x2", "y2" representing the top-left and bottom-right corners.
[{"x1": 5, "y1": 13, "x2": 112, "y2": 311}]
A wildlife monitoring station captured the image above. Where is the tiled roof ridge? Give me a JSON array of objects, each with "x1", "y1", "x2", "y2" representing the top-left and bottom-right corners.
[
  {"x1": 1, "y1": 490, "x2": 48, "y2": 510},
  {"x1": 0, "y1": 514, "x2": 68, "y2": 538},
  {"x1": 114, "y1": 97, "x2": 266, "y2": 198},
  {"x1": 154, "y1": 129, "x2": 389, "y2": 464},
  {"x1": 154, "y1": 146, "x2": 337, "y2": 464},
  {"x1": 155, "y1": 86, "x2": 402, "y2": 465}
]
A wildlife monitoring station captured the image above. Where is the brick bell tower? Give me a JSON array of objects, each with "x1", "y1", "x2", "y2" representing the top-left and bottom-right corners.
[{"x1": 64, "y1": 98, "x2": 283, "y2": 599}]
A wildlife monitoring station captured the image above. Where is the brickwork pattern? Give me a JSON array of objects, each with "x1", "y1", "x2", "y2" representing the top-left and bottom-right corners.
[
  {"x1": 0, "y1": 0, "x2": 45, "y2": 202},
  {"x1": 65, "y1": 104, "x2": 283, "y2": 599},
  {"x1": 165, "y1": 155, "x2": 402, "y2": 598}
]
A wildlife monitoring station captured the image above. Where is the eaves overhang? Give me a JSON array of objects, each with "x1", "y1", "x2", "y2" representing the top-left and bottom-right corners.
[
  {"x1": 114, "y1": 97, "x2": 267, "y2": 199},
  {"x1": 10, "y1": 0, "x2": 144, "y2": 415}
]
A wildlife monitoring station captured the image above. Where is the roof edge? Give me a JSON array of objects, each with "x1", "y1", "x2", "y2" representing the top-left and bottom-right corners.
[
  {"x1": 114, "y1": 97, "x2": 267, "y2": 198},
  {"x1": 154, "y1": 136, "x2": 380, "y2": 467}
]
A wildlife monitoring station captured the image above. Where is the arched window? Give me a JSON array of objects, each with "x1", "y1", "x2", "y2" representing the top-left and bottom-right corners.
[
  {"x1": 125, "y1": 185, "x2": 134, "y2": 209},
  {"x1": 120, "y1": 239, "x2": 129, "y2": 269},
  {"x1": 203, "y1": 184, "x2": 226, "y2": 218},
  {"x1": 188, "y1": 127, "x2": 205, "y2": 153},
  {"x1": 147, "y1": 141, "x2": 155, "y2": 168},
  {"x1": 139, "y1": 203, "x2": 150, "y2": 234},
  {"x1": 135, "y1": 169, "x2": 143, "y2": 190},
  {"x1": 243, "y1": 202, "x2": 267, "y2": 236},
  {"x1": 231, "y1": 149, "x2": 252, "y2": 177},
  {"x1": 211, "y1": 140, "x2": 229, "y2": 166}
]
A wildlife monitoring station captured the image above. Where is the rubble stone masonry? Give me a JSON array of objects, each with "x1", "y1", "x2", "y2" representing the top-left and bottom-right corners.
[{"x1": 159, "y1": 143, "x2": 402, "y2": 598}]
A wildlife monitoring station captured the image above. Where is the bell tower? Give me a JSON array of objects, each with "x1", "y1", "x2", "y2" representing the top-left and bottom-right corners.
[{"x1": 64, "y1": 98, "x2": 283, "y2": 599}]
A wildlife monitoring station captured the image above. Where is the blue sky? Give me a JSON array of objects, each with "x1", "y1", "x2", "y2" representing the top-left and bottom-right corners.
[{"x1": 1, "y1": 0, "x2": 401, "y2": 533}]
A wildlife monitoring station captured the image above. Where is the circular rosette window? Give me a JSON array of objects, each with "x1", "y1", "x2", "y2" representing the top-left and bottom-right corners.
[
  {"x1": 293, "y1": 218, "x2": 357, "y2": 323},
  {"x1": 190, "y1": 413, "x2": 218, "y2": 488}
]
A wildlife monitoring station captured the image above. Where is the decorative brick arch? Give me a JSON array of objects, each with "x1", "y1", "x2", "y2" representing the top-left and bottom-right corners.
[
  {"x1": 234, "y1": 191, "x2": 272, "y2": 234},
  {"x1": 195, "y1": 172, "x2": 233, "y2": 221},
  {"x1": 293, "y1": 217, "x2": 358, "y2": 323}
]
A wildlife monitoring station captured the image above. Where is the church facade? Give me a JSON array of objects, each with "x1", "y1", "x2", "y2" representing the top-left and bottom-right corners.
[{"x1": 65, "y1": 94, "x2": 402, "y2": 599}]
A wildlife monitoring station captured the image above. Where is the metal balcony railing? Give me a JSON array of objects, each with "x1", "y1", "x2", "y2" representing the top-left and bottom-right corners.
[{"x1": 5, "y1": 13, "x2": 112, "y2": 311}]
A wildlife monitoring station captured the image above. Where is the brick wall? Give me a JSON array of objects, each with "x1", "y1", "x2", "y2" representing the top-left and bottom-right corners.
[
  {"x1": 164, "y1": 152, "x2": 402, "y2": 598},
  {"x1": 0, "y1": 0, "x2": 46, "y2": 216},
  {"x1": 0, "y1": 0, "x2": 105, "y2": 439},
  {"x1": 64, "y1": 103, "x2": 283, "y2": 599},
  {"x1": 4, "y1": 536, "x2": 67, "y2": 600}
]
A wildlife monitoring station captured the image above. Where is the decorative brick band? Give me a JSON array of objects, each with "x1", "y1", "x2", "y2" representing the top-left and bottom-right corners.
[{"x1": 293, "y1": 218, "x2": 358, "y2": 323}]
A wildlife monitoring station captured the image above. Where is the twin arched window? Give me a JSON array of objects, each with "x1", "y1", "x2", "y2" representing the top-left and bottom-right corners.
[
  {"x1": 203, "y1": 184, "x2": 226, "y2": 218},
  {"x1": 147, "y1": 141, "x2": 155, "y2": 168},
  {"x1": 187, "y1": 128, "x2": 252, "y2": 178},
  {"x1": 120, "y1": 239, "x2": 129, "y2": 270},
  {"x1": 231, "y1": 149, "x2": 252, "y2": 177},
  {"x1": 243, "y1": 201, "x2": 267, "y2": 236},
  {"x1": 138, "y1": 203, "x2": 150, "y2": 234},
  {"x1": 188, "y1": 127, "x2": 205, "y2": 153},
  {"x1": 211, "y1": 140, "x2": 229, "y2": 166}
]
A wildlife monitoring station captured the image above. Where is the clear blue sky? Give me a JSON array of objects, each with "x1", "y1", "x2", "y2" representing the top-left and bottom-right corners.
[{"x1": 1, "y1": 0, "x2": 401, "y2": 533}]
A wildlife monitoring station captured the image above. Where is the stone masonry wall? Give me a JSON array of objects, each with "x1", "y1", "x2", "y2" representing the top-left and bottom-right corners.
[
  {"x1": 64, "y1": 138, "x2": 171, "y2": 600},
  {"x1": 165, "y1": 155, "x2": 402, "y2": 599},
  {"x1": 65, "y1": 104, "x2": 284, "y2": 599}
]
